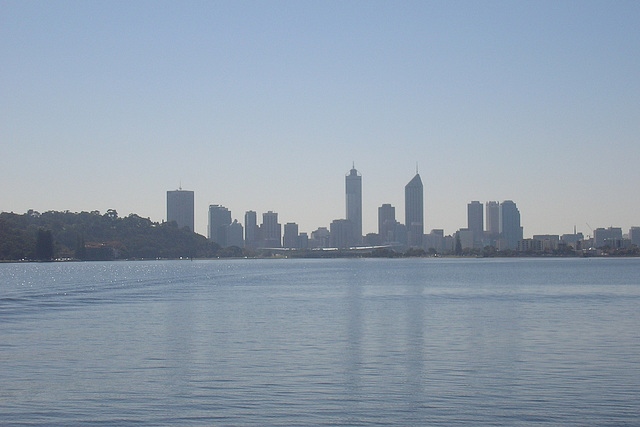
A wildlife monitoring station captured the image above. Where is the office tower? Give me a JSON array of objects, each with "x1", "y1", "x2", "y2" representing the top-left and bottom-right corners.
[
  {"x1": 345, "y1": 165, "x2": 362, "y2": 245},
  {"x1": 283, "y1": 222, "x2": 299, "y2": 249},
  {"x1": 378, "y1": 204, "x2": 396, "y2": 243},
  {"x1": 629, "y1": 227, "x2": 640, "y2": 247},
  {"x1": 593, "y1": 227, "x2": 623, "y2": 248},
  {"x1": 485, "y1": 201, "x2": 500, "y2": 237},
  {"x1": 166, "y1": 188, "x2": 194, "y2": 231},
  {"x1": 226, "y1": 220, "x2": 244, "y2": 248},
  {"x1": 310, "y1": 227, "x2": 330, "y2": 248},
  {"x1": 499, "y1": 200, "x2": 523, "y2": 250},
  {"x1": 298, "y1": 232, "x2": 309, "y2": 249},
  {"x1": 330, "y1": 219, "x2": 354, "y2": 249},
  {"x1": 405, "y1": 172, "x2": 423, "y2": 247},
  {"x1": 260, "y1": 211, "x2": 281, "y2": 248},
  {"x1": 244, "y1": 211, "x2": 258, "y2": 248},
  {"x1": 208, "y1": 205, "x2": 231, "y2": 246},
  {"x1": 467, "y1": 201, "x2": 483, "y2": 248}
]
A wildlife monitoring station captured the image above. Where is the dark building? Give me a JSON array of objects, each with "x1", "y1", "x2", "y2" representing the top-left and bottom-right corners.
[{"x1": 405, "y1": 172, "x2": 423, "y2": 247}]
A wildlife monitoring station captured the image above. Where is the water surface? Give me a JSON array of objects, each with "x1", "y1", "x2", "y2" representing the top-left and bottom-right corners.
[{"x1": 1, "y1": 258, "x2": 639, "y2": 425}]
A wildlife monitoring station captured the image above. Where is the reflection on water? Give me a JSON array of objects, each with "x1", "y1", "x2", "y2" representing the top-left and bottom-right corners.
[{"x1": 1, "y1": 258, "x2": 639, "y2": 425}]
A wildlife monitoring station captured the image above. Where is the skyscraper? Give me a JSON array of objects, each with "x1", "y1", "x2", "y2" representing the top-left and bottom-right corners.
[
  {"x1": 405, "y1": 172, "x2": 423, "y2": 247},
  {"x1": 283, "y1": 222, "x2": 299, "y2": 249},
  {"x1": 208, "y1": 205, "x2": 231, "y2": 246},
  {"x1": 166, "y1": 188, "x2": 194, "y2": 231},
  {"x1": 345, "y1": 165, "x2": 362, "y2": 245},
  {"x1": 378, "y1": 203, "x2": 396, "y2": 243},
  {"x1": 499, "y1": 200, "x2": 523, "y2": 250},
  {"x1": 244, "y1": 210, "x2": 258, "y2": 248},
  {"x1": 485, "y1": 201, "x2": 500, "y2": 237},
  {"x1": 467, "y1": 201, "x2": 483, "y2": 247},
  {"x1": 260, "y1": 211, "x2": 281, "y2": 248}
]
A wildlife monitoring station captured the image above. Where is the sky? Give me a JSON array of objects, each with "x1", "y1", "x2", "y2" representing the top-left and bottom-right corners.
[{"x1": 2, "y1": 1, "x2": 639, "y2": 238}]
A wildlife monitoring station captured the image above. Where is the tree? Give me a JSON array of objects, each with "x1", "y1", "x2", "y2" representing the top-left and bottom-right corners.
[
  {"x1": 35, "y1": 228, "x2": 54, "y2": 261},
  {"x1": 75, "y1": 233, "x2": 86, "y2": 260}
]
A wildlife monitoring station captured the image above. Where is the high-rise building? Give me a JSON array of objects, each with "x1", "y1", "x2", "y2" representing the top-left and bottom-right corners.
[
  {"x1": 405, "y1": 172, "x2": 423, "y2": 247},
  {"x1": 244, "y1": 211, "x2": 258, "y2": 248},
  {"x1": 166, "y1": 189, "x2": 194, "y2": 231},
  {"x1": 330, "y1": 219, "x2": 354, "y2": 249},
  {"x1": 485, "y1": 201, "x2": 500, "y2": 236},
  {"x1": 208, "y1": 205, "x2": 231, "y2": 246},
  {"x1": 593, "y1": 227, "x2": 623, "y2": 248},
  {"x1": 345, "y1": 165, "x2": 362, "y2": 245},
  {"x1": 283, "y1": 222, "x2": 299, "y2": 249},
  {"x1": 467, "y1": 201, "x2": 483, "y2": 248},
  {"x1": 378, "y1": 203, "x2": 396, "y2": 243},
  {"x1": 260, "y1": 211, "x2": 281, "y2": 248},
  {"x1": 499, "y1": 200, "x2": 523, "y2": 250},
  {"x1": 226, "y1": 220, "x2": 244, "y2": 248},
  {"x1": 629, "y1": 227, "x2": 640, "y2": 247}
]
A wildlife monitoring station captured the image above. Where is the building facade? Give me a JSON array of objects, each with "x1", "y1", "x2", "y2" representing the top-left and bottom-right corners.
[
  {"x1": 260, "y1": 211, "x2": 281, "y2": 248},
  {"x1": 283, "y1": 222, "x2": 299, "y2": 249},
  {"x1": 499, "y1": 200, "x2": 523, "y2": 250},
  {"x1": 378, "y1": 203, "x2": 396, "y2": 243},
  {"x1": 166, "y1": 189, "x2": 194, "y2": 232},
  {"x1": 467, "y1": 201, "x2": 483, "y2": 248},
  {"x1": 244, "y1": 211, "x2": 258, "y2": 248},
  {"x1": 345, "y1": 165, "x2": 362, "y2": 245},
  {"x1": 330, "y1": 219, "x2": 354, "y2": 249},
  {"x1": 485, "y1": 201, "x2": 500, "y2": 238},
  {"x1": 405, "y1": 173, "x2": 424, "y2": 247},
  {"x1": 208, "y1": 205, "x2": 231, "y2": 246}
]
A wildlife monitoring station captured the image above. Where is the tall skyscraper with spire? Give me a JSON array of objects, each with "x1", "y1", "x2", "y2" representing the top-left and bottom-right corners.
[
  {"x1": 345, "y1": 164, "x2": 362, "y2": 245},
  {"x1": 166, "y1": 187, "x2": 194, "y2": 232},
  {"x1": 405, "y1": 169, "x2": 423, "y2": 247}
]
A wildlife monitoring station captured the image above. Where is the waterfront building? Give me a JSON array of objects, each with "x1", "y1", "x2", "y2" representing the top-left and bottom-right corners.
[
  {"x1": 593, "y1": 227, "x2": 623, "y2": 248},
  {"x1": 260, "y1": 211, "x2": 281, "y2": 248},
  {"x1": 561, "y1": 231, "x2": 584, "y2": 249},
  {"x1": 629, "y1": 227, "x2": 640, "y2": 247},
  {"x1": 309, "y1": 227, "x2": 330, "y2": 248},
  {"x1": 166, "y1": 188, "x2": 194, "y2": 231},
  {"x1": 424, "y1": 229, "x2": 444, "y2": 253},
  {"x1": 499, "y1": 200, "x2": 523, "y2": 250},
  {"x1": 244, "y1": 211, "x2": 258, "y2": 248},
  {"x1": 364, "y1": 233, "x2": 382, "y2": 246},
  {"x1": 405, "y1": 172, "x2": 424, "y2": 247},
  {"x1": 227, "y1": 220, "x2": 244, "y2": 248},
  {"x1": 283, "y1": 222, "x2": 299, "y2": 249},
  {"x1": 456, "y1": 228, "x2": 475, "y2": 250},
  {"x1": 330, "y1": 219, "x2": 354, "y2": 249},
  {"x1": 378, "y1": 204, "x2": 396, "y2": 243},
  {"x1": 208, "y1": 205, "x2": 231, "y2": 246},
  {"x1": 346, "y1": 165, "x2": 362, "y2": 245},
  {"x1": 532, "y1": 235, "x2": 560, "y2": 252},
  {"x1": 467, "y1": 201, "x2": 483, "y2": 248},
  {"x1": 485, "y1": 201, "x2": 500, "y2": 238},
  {"x1": 298, "y1": 232, "x2": 309, "y2": 249}
]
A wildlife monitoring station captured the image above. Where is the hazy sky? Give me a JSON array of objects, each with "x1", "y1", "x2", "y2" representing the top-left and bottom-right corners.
[{"x1": 2, "y1": 1, "x2": 639, "y2": 238}]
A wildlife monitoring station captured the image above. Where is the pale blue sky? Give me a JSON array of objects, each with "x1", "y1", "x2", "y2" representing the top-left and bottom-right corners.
[{"x1": 2, "y1": 1, "x2": 639, "y2": 237}]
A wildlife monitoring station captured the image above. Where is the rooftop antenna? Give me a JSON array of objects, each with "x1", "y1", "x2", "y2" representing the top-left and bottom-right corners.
[
  {"x1": 352, "y1": 161, "x2": 355, "y2": 169},
  {"x1": 179, "y1": 180, "x2": 182, "y2": 191},
  {"x1": 416, "y1": 162, "x2": 419, "y2": 174}
]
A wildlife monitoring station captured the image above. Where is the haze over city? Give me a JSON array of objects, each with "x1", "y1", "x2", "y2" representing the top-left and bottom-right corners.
[{"x1": 2, "y1": 1, "x2": 639, "y2": 238}]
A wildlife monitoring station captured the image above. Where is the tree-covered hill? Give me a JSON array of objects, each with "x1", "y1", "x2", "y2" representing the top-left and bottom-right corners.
[{"x1": 0, "y1": 210, "x2": 220, "y2": 261}]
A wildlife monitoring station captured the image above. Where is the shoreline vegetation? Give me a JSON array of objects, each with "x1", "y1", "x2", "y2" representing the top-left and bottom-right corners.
[{"x1": 1, "y1": 210, "x2": 638, "y2": 262}]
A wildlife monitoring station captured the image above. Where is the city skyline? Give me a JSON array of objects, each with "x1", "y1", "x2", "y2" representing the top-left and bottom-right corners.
[
  {"x1": 2, "y1": 2, "x2": 639, "y2": 238},
  {"x1": 170, "y1": 166, "x2": 634, "y2": 249}
]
